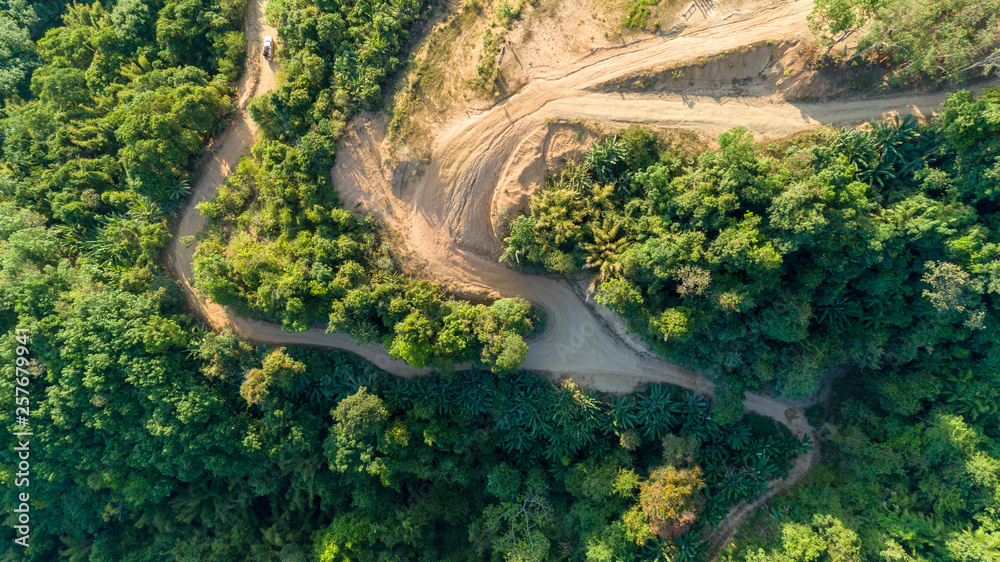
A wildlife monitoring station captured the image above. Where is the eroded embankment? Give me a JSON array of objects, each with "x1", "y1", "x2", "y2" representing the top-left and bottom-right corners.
[{"x1": 167, "y1": 0, "x2": 1000, "y2": 555}]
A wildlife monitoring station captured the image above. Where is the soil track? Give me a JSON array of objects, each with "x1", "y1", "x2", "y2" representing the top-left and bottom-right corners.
[
  {"x1": 164, "y1": 0, "x2": 435, "y2": 373},
  {"x1": 166, "y1": 0, "x2": 998, "y2": 554}
]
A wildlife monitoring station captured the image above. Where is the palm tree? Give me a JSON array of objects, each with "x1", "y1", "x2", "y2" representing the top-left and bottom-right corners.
[
  {"x1": 126, "y1": 193, "x2": 163, "y2": 222},
  {"x1": 833, "y1": 128, "x2": 894, "y2": 189},
  {"x1": 942, "y1": 369, "x2": 998, "y2": 424},
  {"x1": 869, "y1": 115, "x2": 924, "y2": 170},
  {"x1": 584, "y1": 135, "x2": 630, "y2": 188},
  {"x1": 638, "y1": 384, "x2": 679, "y2": 440},
  {"x1": 51, "y1": 223, "x2": 87, "y2": 252},
  {"x1": 725, "y1": 423, "x2": 752, "y2": 451},
  {"x1": 165, "y1": 176, "x2": 191, "y2": 202},
  {"x1": 531, "y1": 188, "x2": 588, "y2": 245},
  {"x1": 545, "y1": 381, "x2": 603, "y2": 454},
  {"x1": 609, "y1": 395, "x2": 641, "y2": 431},
  {"x1": 582, "y1": 218, "x2": 628, "y2": 281},
  {"x1": 817, "y1": 295, "x2": 855, "y2": 331},
  {"x1": 834, "y1": 115, "x2": 930, "y2": 191}
]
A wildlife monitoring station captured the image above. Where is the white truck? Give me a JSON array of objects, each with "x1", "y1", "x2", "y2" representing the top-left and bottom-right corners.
[{"x1": 262, "y1": 36, "x2": 273, "y2": 60}]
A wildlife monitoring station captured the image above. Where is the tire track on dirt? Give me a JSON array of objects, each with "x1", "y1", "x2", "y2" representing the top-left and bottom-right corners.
[{"x1": 166, "y1": 0, "x2": 997, "y2": 555}]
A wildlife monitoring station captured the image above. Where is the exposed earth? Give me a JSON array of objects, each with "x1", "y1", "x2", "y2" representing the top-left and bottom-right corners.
[{"x1": 165, "y1": 0, "x2": 998, "y2": 553}]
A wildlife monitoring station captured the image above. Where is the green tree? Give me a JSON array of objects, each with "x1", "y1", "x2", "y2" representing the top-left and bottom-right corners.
[
  {"x1": 744, "y1": 515, "x2": 861, "y2": 562},
  {"x1": 480, "y1": 471, "x2": 554, "y2": 562},
  {"x1": 389, "y1": 310, "x2": 435, "y2": 367},
  {"x1": 807, "y1": 0, "x2": 879, "y2": 55},
  {"x1": 323, "y1": 387, "x2": 391, "y2": 483},
  {"x1": 0, "y1": 0, "x2": 40, "y2": 100}
]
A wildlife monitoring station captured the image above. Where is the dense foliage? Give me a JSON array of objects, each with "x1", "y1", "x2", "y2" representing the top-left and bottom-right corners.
[
  {"x1": 505, "y1": 92, "x2": 1000, "y2": 405},
  {"x1": 0, "y1": 0, "x2": 803, "y2": 560},
  {"x1": 808, "y1": 0, "x2": 1000, "y2": 83},
  {"x1": 0, "y1": 0, "x2": 41, "y2": 102},
  {"x1": 721, "y1": 388, "x2": 1000, "y2": 561},
  {"x1": 0, "y1": 213, "x2": 805, "y2": 558},
  {"x1": 0, "y1": 0, "x2": 246, "y2": 272},
  {"x1": 5, "y1": 0, "x2": 999, "y2": 559},
  {"x1": 506, "y1": 92, "x2": 1000, "y2": 558},
  {"x1": 192, "y1": 0, "x2": 536, "y2": 370}
]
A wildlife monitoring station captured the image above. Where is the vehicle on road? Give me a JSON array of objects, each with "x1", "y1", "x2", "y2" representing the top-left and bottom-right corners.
[{"x1": 263, "y1": 36, "x2": 273, "y2": 60}]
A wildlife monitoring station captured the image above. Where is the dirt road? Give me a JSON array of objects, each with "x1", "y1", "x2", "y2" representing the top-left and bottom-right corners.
[
  {"x1": 165, "y1": 0, "x2": 1000, "y2": 554},
  {"x1": 163, "y1": 0, "x2": 437, "y2": 376},
  {"x1": 331, "y1": 0, "x2": 996, "y2": 394}
]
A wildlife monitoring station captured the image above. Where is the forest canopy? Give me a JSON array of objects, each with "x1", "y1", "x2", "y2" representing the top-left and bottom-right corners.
[
  {"x1": 2, "y1": 0, "x2": 1000, "y2": 559},
  {"x1": 0, "y1": 3, "x2": 796, "y2": 558},
  {"x1": 504, "y1": 90, "x2": 1000, "y2": 559},
  {"x1": 0, "y1": 188, "x2": 805, "y2": 558},
  {"x1": 190, "y1": 0, "x2": 537, "y2": 371},
  {"x1": 808, "y1": 0, "x2": 1000, "y2": 83},
  {"x1": 0, "y1": 0, "x2": 246, "y2": 275},
  {"x1": 504, "y1": 90, "x2": 1000, "y2": 404}
]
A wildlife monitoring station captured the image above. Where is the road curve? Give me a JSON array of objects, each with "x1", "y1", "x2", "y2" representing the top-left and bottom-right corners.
[
  {"x1": 164, "y1": 0, "x2": 438, "y2": 377},
  {"x1": 164, "y1": 0, "x2": 997, "y2": 554}
]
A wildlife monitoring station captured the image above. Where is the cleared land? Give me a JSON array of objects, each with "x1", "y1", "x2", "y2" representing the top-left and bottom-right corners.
[{"x1": 167, "y1": 0, "x2": 998, "y2": 552}]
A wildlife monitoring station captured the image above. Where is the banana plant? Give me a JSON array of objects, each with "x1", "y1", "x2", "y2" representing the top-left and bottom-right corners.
[
  {"x1": 798, "y1": 433, "x2": 814, "y2": 454},
  {"x1": 424, "y1": 377, "x2": 460, "y2": 416},
  {"x1": 638, "y1": 384, "x2": 679, "y2": 440},
  {"x1": 701, "y1": 443, "x2": 729, "y2": 467},
  {"x1": 753, "y1": 454, "x2": 780, "y2": 480},
  {"x1": 525, "y1": 394, "x2": 554, "y2": 438},
  {"x1": 584, "y1": 135, "x2": 630, "y2": 188},
  {"x1": 452, "y1": 370, "x2": 495, "y2": 419},
  {"x1": 609, "y1": 394, "x2": 642, "y2": 431},
  {"x1": 700, "y1": 500, "x2": 727, "y2": 531},
  {"x1": 543, "y1": 432, "x2": 574, "y2": 463},
  {"x1": 501, "y1": 425, "x2": 532, "y2": 453},
  {"x1": 680, "y1": 390, "x2": 710, "y2": 417},
  {"x1": 384, "y1": 376, "x2": 420, "y2": 409},
  {"x1": 725, "y1": 423, "x2": 753, "y2": 450},
  {"x1": 671, "y1": 532, "x2": 707, "y2": 562},
  {"x1": 289, "y1": 372, "x2": 324, "y2": 405}
]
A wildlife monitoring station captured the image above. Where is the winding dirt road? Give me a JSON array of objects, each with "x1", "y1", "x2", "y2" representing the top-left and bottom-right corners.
[
  {"x1": 165, "y1": 0, "x2": 998, "y2": 553},
  {"x1": 165, "y1": 0, "x2": 442, "y2": 377}
]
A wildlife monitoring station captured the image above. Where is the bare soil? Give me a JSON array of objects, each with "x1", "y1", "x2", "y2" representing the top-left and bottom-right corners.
[
  {"x1": 167, "y1": 0, "x2": 1000, "y2": 556},
  {"x1": 593, "y1": 39, "x2": 837, "y2": 99}
]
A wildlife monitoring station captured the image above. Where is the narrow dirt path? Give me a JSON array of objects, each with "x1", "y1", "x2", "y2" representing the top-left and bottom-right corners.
[
  {"x1": 163, "y1": 0, "x2": 999, "y2": 555},
  {"x1": 165, "y1": 0, "x2": 443, "y2": 377}
]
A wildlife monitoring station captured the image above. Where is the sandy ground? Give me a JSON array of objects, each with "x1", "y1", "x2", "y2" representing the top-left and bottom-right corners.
[
  {"x1": 490, "y1": 122, "x2": 602, "y2": 240},
  {"x1": 330, "y1": 0, "x2": 995, "y2": 388},
  {"x1": 164, "y1": 0, "x2": 438, "y2": 374},
  {"x1": 166, "y1": 0, "x2": 1000, "y2": 554}
]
